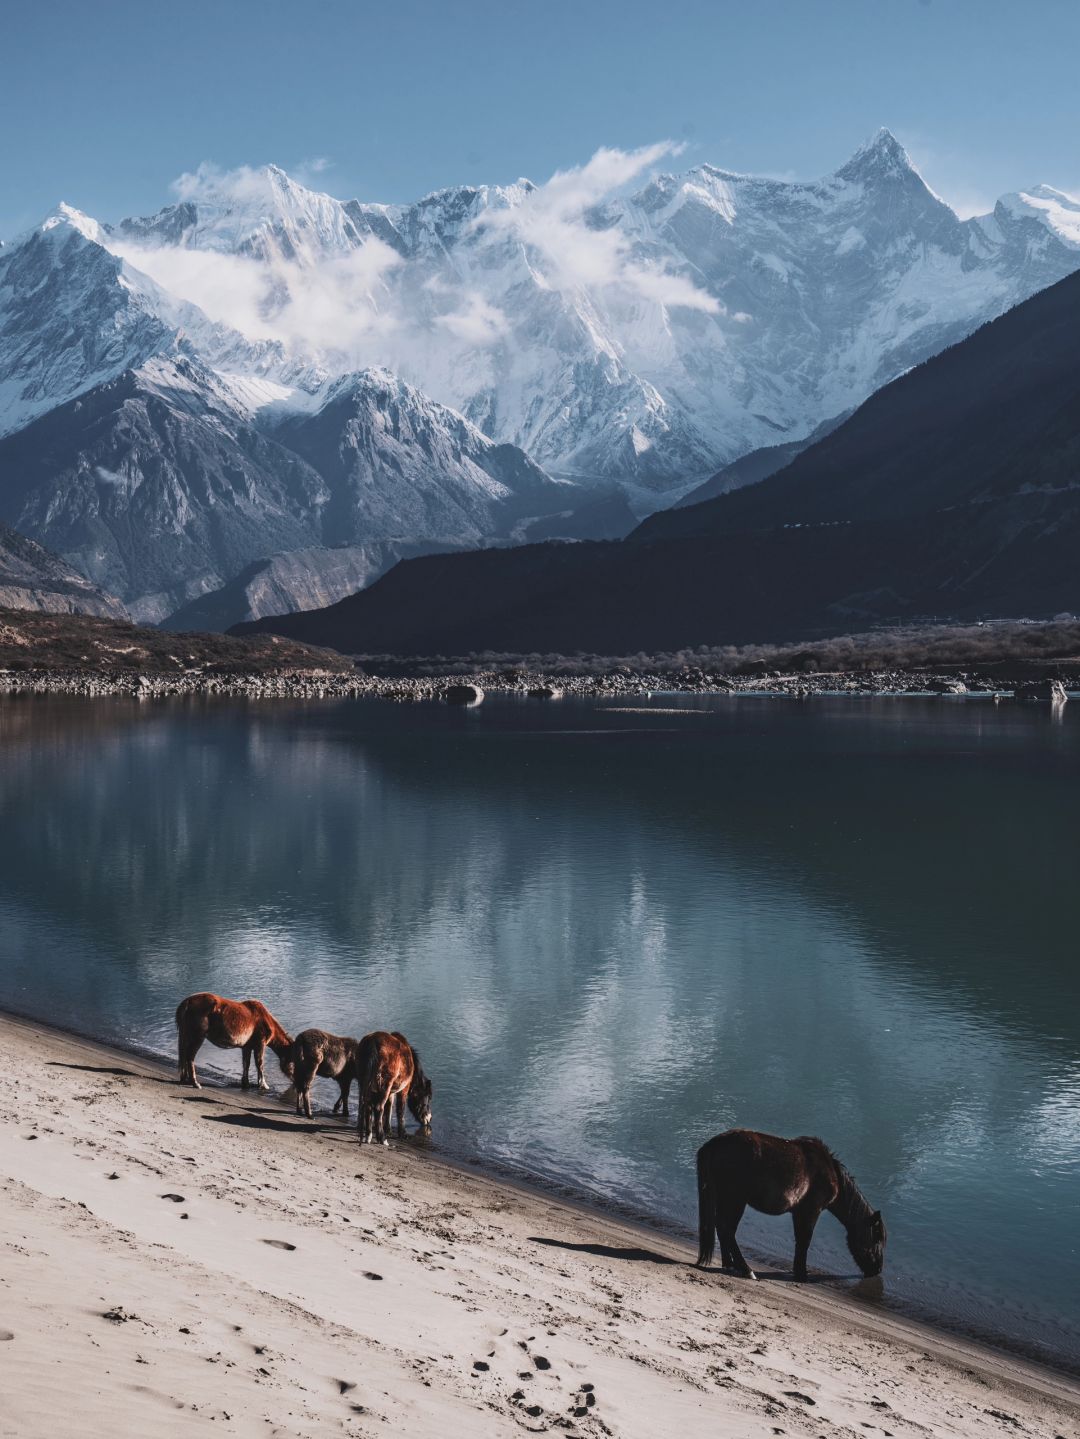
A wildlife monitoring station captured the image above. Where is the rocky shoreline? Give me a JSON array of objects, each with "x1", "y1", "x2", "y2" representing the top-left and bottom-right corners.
[{"x1": 0, "y1": 664, "x2": 1072, "y2": 703}]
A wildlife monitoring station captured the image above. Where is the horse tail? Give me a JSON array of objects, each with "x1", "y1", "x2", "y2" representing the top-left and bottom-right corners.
[
  {"x1": 356, "y1": 1034, "x2": 379, "y2": 1096},
  {"x1": 696, "y1": 1146, "x2": 717, "y2": 1269}
]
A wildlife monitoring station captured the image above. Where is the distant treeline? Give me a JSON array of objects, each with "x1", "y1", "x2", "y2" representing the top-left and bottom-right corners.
[{"x1": 358, "y1": 619, "x2": 1080, "y2": 679}]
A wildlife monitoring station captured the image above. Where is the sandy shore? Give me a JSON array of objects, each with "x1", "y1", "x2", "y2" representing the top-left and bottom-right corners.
[{"x1": 0, "y1": 1013, "x2": 1076, "y2": 1438}]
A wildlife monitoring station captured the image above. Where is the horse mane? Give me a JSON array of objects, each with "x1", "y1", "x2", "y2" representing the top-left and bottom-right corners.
[
  {"x1": 392, "y1": 1031, "x2": 427, "y2": 1091},
  {"x1": 794, "y1": 1136, "x2": 873, "y2": 1230},
  {"x1": 247, "y1": 999, "x2": 291, "y2": 1051},
  {"x1": 830, "y1": 1157, "x2": 875, "y2": 1231}
]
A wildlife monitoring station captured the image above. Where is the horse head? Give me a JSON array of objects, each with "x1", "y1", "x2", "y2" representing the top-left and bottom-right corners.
[
  {"x1": 271, "y1": 1030, "x2": 296, "y2": 1079},
  {"x1": 408, "y1": 1075, "x2": 433, "y2": 1133},
  {"x1": 846, "y1": 1209, "x2": 887, "y2": 1277}
]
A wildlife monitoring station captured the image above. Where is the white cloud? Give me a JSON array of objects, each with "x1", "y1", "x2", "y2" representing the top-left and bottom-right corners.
[
  {"x1": 432, "y1": 290, "x2": 509, "y2": 346},
  {"x1": 108, "y1": 142, "x2": 718, "y2": 392},
  {"x1": 474, "y1": 142, "x2": 722, "y2": 315}
]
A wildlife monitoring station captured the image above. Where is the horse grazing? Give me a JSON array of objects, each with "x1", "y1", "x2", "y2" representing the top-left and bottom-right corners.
[
  {"x1": 356, "y1": 1030, "x2": 433, "y2": 1145},
  {"x1": 289, "y1": 1028, "x2": 359, "y2": 1118},
  {"x1": 695, "y1": 1129, "x2": 886, "y2": 1282},
  {"x1": 175, "y1": 992, "x2": 294, "y2": 1092}
]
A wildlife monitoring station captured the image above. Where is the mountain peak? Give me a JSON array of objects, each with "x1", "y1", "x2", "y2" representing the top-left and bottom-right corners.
[
  {"x1": 38, "y1": 202, "x2": 106, "y2": 246},
  {"x1": 836, "y1": 127, "x2": 916, "y2": 183}
]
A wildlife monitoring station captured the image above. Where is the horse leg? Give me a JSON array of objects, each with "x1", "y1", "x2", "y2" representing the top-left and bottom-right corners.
[
  {"x1": 395, "y1": 1091, "x2": 405, "y2": 1137},
  {"x1": 378, "y1": 1090, "x2": 392, "y2": 1145},
  {"x1": 718, "y1": 1200, "x2": 755, "y2": 1279},
  {"x1": 791, "y1": 1202, "x2": 822, "y2": 1282},
  {"x1": 334, "y1": 1077, "x2": 349, "y2": 1119},
  {"x1": 241, "y1": 1042, "x2": 253, "y2": 1090},
  {"x1": 184, "y1": 1029, "x2": 206, "y2": 1089},
  {"x1": 253, "y1": 1038, "x2": 269, "y2": 1092}
]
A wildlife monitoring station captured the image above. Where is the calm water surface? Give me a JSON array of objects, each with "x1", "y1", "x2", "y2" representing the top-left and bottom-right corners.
[{"x1": 0, "y1": 693, "x2": 1077, "y2": 1367}]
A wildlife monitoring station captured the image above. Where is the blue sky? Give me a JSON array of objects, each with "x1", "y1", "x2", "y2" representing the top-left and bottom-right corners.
[{"x1": 3, "y1": 0, "x2": 1079, "y2": 237}]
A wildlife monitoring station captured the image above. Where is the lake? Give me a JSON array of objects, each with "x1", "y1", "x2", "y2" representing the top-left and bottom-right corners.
[{"x1": 0, "y1": 692, "x2": 1077, "y2": 1367}]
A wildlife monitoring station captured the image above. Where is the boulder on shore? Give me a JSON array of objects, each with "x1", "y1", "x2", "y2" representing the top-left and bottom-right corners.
[
  {"x1": 443, "y1": 683, "x2": 484, "y2": 706},
  {"x1": 1013, "y1": 679, "x2": 1068, "y2": 704}
]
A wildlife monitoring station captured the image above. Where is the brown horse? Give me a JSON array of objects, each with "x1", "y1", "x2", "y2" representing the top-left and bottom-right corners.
[
  {"x1": 175, "y1": 992, "x2": 294, "y2": 1092},
  {"x1": 289, "y1": 1028, "x2": 359, "y2": 1118},
  {"x1": 356, "y1": 1030, "x2": 433, "y2": 1145},
  {"x1": 696, "y1": 1129, "x2": 886, "y2": 1282}
]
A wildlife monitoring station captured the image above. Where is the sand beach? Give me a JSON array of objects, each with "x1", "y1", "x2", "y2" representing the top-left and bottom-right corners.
[{"x1": 0, "y1": 1011, "x2": 1076, "y2": 1438}]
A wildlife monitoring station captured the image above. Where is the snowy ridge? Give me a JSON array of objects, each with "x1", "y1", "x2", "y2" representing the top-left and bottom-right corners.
[
  {"x1": 89, "y1": 131, "x2": 1080, "y2": 496},
  {"x1": 3, "y1": 130, "x2": 1080, "y2": 624}
]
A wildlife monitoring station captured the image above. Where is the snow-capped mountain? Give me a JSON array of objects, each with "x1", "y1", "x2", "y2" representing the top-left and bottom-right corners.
[
  {"x1": 0, "y1": 202, "x2": 312, "y2": 440},
  {"x1": 104, "y1": 131, "x2": 1080, "y2": 498},
  {"x1": 268, "y1": 367, "x2": 573, "y2": 544},
  {"x1": 2, "y1": 130, "x2": 1080, "y2": 626},
  {"x1": 0, "y1": 344, "x2": 577, "y2": 620}
]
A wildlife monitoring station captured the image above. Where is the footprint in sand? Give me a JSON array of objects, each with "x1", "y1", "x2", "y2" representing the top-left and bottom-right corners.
[
  {"x1": 0, "y1": 1331, "x2": 13, "y2": 1342},
  {"x1": 472, "y1": 1361, "x2": 490, "y2": 1372},
  {"x1": 362, "y1": 1271, "x2": 383, "y2": 1281},
  {"x1": 261, "y1": 1239, "x2": 297, "y2": 1251},
  {"x1": 532, "y1": 1355, "x2": 551, "y2": 1371},
  {"x1": 160, "y1": 1193, "x2": 185, "y2": 1203}
]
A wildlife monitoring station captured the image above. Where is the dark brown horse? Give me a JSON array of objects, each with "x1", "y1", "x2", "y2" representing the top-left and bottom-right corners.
[
  {"x1": 289, "y1": 1028, "x2": 359, "y2": 1118},
  {"x1": 356, "y1": 1030, "x2": 432, "y2": 1144},
  {"x1": 696, "y1": 1129, "x2": 886, "y2": 1282},
  {"x1": 175, "y1": 992, "x2": 293, "y2": 1092}
]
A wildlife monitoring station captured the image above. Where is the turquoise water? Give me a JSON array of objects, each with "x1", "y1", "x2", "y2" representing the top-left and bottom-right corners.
[{"x1": 0, "y1": 693, "x2": 1077, "y2": 1367}]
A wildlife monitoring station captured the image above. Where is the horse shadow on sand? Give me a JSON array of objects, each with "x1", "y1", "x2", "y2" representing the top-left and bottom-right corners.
[
  {"x1": 203, "y1": 1110, "x2": 333, "y2": 1137},
  {"x1": 45, "y1": 1060, "x2": 172, "y2": 1084}
]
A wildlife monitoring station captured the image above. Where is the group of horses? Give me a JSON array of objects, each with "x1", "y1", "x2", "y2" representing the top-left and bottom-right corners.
[
  {"x1": 174, "y1": 991, "x2": 886, "y2": 1281},
  {"x1": 174, "y1": 991, "x2": 432, "y2": 1145}
]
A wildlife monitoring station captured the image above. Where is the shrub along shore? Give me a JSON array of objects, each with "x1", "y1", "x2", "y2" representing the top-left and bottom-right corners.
[{"x1": 0, "y1": 609, "x2": 1077, "y2": 700}]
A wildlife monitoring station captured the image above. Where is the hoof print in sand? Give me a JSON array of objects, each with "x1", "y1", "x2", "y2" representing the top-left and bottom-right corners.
[
  {"x1": 362, "y1": 1271, "x2": 383, "y2": 1281},
  {"x1": 262, "y1": 1239, "x2": 297, "y2": 1251},
  {"x1": 0, "y1": 1330, "x2": 13, "y2": 1342},
  {"x1": 160, "y1": 1193, "x2": 185, "y2": 1203},
  {"x1": 783, "y1": 1390, "x2": 816, "y2": 1405}
]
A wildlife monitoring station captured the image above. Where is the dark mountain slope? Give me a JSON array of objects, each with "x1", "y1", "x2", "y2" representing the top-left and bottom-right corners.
[
  {"x1": 235, "y1": 266, "x2": 1080, "y2": 655},
  {"x1": 670, "y1": 412, "x2": 850, "y2": 511},
  {"x1": 0, "y1": 521, "x2": 128, "y2": 618},
  {"x1": 231, "y1": 494, "x2": 1078, "y2": 656},
  {"x1": 0, "y1": 357, "x2": 327, "y2": 622},
  {"x1": 637, "y1": 265, "x2": 1080, "y2": 542}
]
